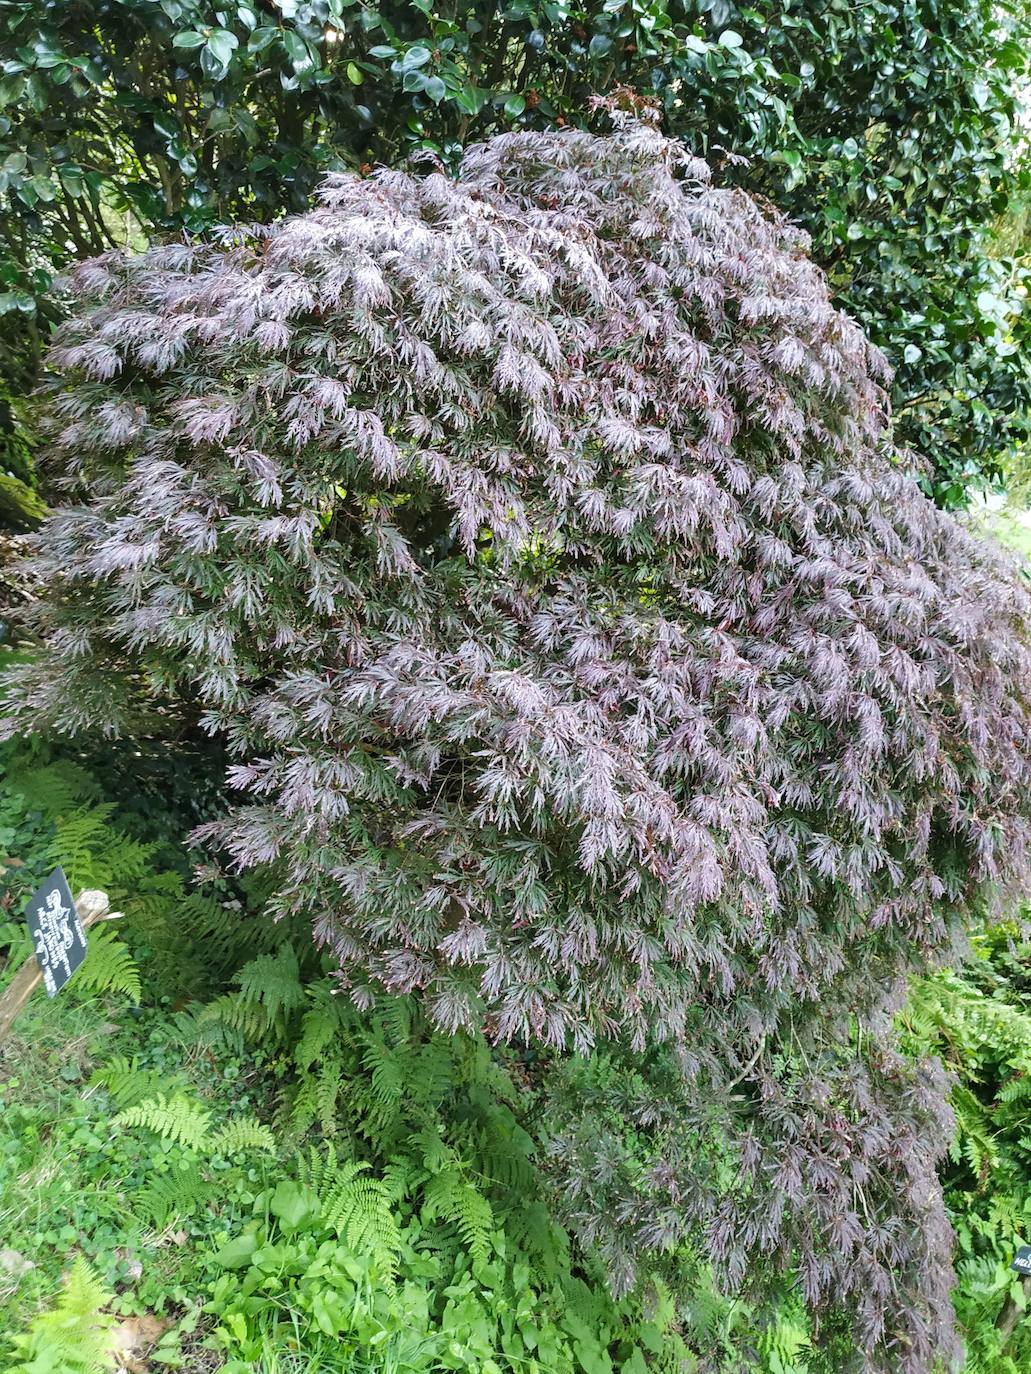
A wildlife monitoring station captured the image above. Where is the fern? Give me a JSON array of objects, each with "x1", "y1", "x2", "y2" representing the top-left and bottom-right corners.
[
  {"x1": 377, "y1": 995, "x2": 412, "y2": 1048},
  {"x1": 318, "y1": 1158, "x2": 403, "y2": 1277},
  {"x1": 114, "y1": 1093, "x2": 212, "y2": 1150},
  {"x1": 234, "y1": 943, "x2": 306, "y2": 1026},
  {"x1": 288, "y1": 1068, "x2": 321, "y2": 1137},
  {"x1": 89, "y1": 1055, "x2": 178, "y2": 1108},
  {"x1": 294, "y1": 983, "x2": 346, "y2": 1070},
  {"x1": 137, "y1": 1162, "x2": 213, "y2": 1230},
  {"x1": 475, "y1": 1106, "x2": 536, "y2": 1192},
  {"x1": 7, "y1": 759, "x2": 102, "y2": 816},
  {"x1": 49, "y1": 804, "x2": 152, "y2": 894},
  {"x1": 74, "y1": 924, "x2": 141, "y2": 1003},
  {"x1": 210, "y1": 1117, "x2": 277, "y2": 1155},
  {"x1": 504, "y1": 1198, "x2": 568, "y2": 1273},
  {"x1": 360, "y1": 1033, "x2": 406, "y2": 1109},
  {"x1": 0, "y1": 915, "x2": 33, "y2": 978},
  {"x1": 8, "y1": 1258, "x2": 117, "y2": 1373},
  {"x1": 114, "y1": 1088, "x2": 282, "y2": 1166},
  {"x1": 198, "y1": 992, "x2": 269, "y2": 1044},
  {"x1": 422, "y1": 1169, "x2": 494, "y2": 1265},
  {"x1": 315, "y1": 1050, "x2": 347, "y2": 1136},
  {"x1": 297, "y1": 1142, "x2": 339, "y2": 1196},
  {"x1": 413, "y1": 1122, "x2": 452, "y2": 1176}
]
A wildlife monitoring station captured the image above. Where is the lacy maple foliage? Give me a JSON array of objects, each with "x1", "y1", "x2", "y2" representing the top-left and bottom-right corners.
[{"x1": 6, "y1": 120, "x2": 1031, "y2": 1370}]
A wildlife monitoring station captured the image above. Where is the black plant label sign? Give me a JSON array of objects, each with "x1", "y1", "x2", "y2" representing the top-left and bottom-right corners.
[
  {"x1": 1011, "y1": 1246, "x2": 1031, "y2": 1275},
  {"x1": 24, "y1": 866, "x2": 87, "y2": 997}
]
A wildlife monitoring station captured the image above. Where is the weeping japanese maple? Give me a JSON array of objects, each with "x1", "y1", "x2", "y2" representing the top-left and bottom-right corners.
[{"x1": 6, "y1": 119, "x2": 1031, "y2": 1370}]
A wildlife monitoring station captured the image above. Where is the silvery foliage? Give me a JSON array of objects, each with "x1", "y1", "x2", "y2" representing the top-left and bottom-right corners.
[{"x1": 6, "y1": 118, "x2": 1031, "y2": 1370}]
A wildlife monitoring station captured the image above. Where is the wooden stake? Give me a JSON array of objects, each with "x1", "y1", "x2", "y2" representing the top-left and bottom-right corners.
[
  {"x1": 996, "y1": 1274, "x2": 1031, "y2": 1348},
  {"x1": 0, "y1": 890, "x2": 118, "y2": 1046}
]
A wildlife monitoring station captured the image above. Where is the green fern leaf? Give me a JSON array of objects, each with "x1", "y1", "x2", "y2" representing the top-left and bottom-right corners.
[
  {"x1": 89, "y1": 1056, "x2": 178, "y2": 1109},
  {"x1": 316, "y1": 1049, "x2": 346, "y2": 1134},
  {"x1": 321, "y1": 1160, "x2": 402, "y2": 1278},
  {"x1": 210, "y1": 1116, "x2": 277, "y2": 1155},
  {"x1": 234, "y1": 943, "x2": 306, "y2": 1026},
  {"x1": 74, "y1": 925, "x2": 141, "y2": 1004},
  {"x1": 294, "y1": 984, "x2": 345, "y2": 1070},
  {"x1": 422, "y1": 1169, "x2": 494, "y2": 1264},
  {"x1": 114, "y1": 1093, "x2": 212, "y2": 1149},
  {"x1": 137, "y1": 1162, "x2": 212, "y2": 1230},
  {"x1": 9, "y1": 1257, "x2": 117, "y2": 1373}
]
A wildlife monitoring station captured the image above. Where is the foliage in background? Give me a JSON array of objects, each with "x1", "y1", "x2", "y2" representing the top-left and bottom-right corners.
[
  {"x1": 0, "y1": 731, "x2": 268, "y2": 1001},
  {"x1": 1, "y1": 0, "x2": 1029, "y2": 502},
  {"x1": 900, "y1": 926, "x2": 1031, "y2": 1374},
  {"x1": 9, "y1": 120, "x2": 1031, "y2": 1369}
]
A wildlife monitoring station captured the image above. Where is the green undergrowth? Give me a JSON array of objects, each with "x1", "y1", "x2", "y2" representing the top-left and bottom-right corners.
[
  {"x1": 3, "y1": 726, "x2": 1031, "y2": 1371},
  {"x1": 0, "y1": 943, "x2": 697, "y2": 1374},
  {"x1": 900, "y1": 920, "x2": 1031, "y2": 1374},
  {"x1": 0, "y1": 734, "x2": 701, "y2": 1373}
]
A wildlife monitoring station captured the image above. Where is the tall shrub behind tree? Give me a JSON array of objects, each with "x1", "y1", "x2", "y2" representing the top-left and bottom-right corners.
[
  {"x1": 6, "y1": 120, "x2": 1031, "y2": 1370},
  {"x1": 1, "y1": 0, "x2": 1029, "y2": 501}
]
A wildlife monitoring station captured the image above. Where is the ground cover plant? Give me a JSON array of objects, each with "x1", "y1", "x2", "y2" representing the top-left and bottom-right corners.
[
  {"x1": 6, "y1": 116, "x2": 1031, "y2": 1370},
  {"x1": 3, "y1": 707, "x2": 1031, "y2": 1369},
  {"x1": 0, "y1": 737, "x2": 709, "y2": 1373},
  {"x1": 898, "y1": 922, "x2": 1031, "y2": 1374}
]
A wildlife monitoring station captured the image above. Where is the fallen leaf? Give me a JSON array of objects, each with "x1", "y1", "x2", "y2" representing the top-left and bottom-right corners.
[
  {"x1": 111, "y1": 1314, "x2": 172, "y2": 1373},
  {"x1": 0, "y1": 1249, "x2": 35, "y2": 1280}
]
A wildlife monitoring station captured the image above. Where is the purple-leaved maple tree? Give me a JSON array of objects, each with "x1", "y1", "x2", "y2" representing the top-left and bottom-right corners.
[{"x1": 5, "y1": 116, "x2": 1031, "y2": 1370}]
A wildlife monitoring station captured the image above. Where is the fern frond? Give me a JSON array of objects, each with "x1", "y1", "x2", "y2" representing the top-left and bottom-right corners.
[
  {"x1": 74, "y1": 924, "x2": 141, "y2": 1004},
  {"x1": 294, "y1": 983, "x2": 345, "y2": 1070},
  {"x1": 413, "y1": 1123, "x2": 453, "y2": 1175},
  {"x1": 360, "y1": 1032, "x2": 406, "y2": 1106},
  {"x1": 234, "y1": 943, "x2": 306, "y2": 1026},
  {"x1": 9, "y1": 1257, "x2": 117, "y2": 1373},
  {"x1": 298, "y1": 1142, "x2": 338, "y2": 1196},
  {"x1": 0, "y1": 917, "x2": 33, "y2": 978},
  {"x1": 49, "y1": 803, "x2": 154, "y2": 894},
  {"x1": 210, "y1": 1116, "x2": 277, "y2": 1155},
  {"x1": 199, "y1": 993, "x2": 270, "y2": 1043},
  {"x1": 8, "y1": 760, "x2": 101, "y2": 815},
  {"x1": 316, "y1": 1049, "x2": 346, "y2": 1134},
  {"x1": 321, "y1": 1160, "x2": 402, "y2": 1277},
  {"x1": 375, "y1": 995, "x2": 413, "y2": 1048},
  {"x1": 89, "y1": 1055, "x2": 177, "y2": 1109},
  {"x1": 381, "y1": 1160, "x2": 417, "y2": 1204},
  {"x1": 475, "y1": 1107, "x2": 536, "y2": 1190},
  {"x1": 114, "y1": 1093, "x2": 211, "y2": 1149},
  {"x1": 286, "y1": 1071, "x2": 320, "y2": 1136},
  {"x1": 505, "y1": 1199, "x2": 568, "y2": 1273},
  {"x1": 422, "y1": 1169, "x2": 494, "y2": 1264},
  {"x1": 136, "y1": 1162, "x2": 212, "y2": 1230},
  {"x1": 410, "y1": 1041, "x2": 460, "y2": 1108}
]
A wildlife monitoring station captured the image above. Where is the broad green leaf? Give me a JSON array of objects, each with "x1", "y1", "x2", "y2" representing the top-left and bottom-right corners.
[{"x1": 205, "y1": 29, "x2": 239, "y2": 68}]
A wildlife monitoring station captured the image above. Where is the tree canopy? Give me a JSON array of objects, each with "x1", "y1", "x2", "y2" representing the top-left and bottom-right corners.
[
  {"x1": 6, "y1": 119, "x2": 1031, "y2": 1369},
  {"x1": 2, "y1": 0, "x2": 1030, "y2": 502}
]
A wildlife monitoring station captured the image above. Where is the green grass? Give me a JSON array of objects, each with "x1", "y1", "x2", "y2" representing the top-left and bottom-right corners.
[{"x1": 0, "y1": 984, "x2": 276, "y2": 1369}]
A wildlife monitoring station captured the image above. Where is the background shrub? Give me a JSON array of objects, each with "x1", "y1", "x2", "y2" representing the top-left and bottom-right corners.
[{"x1": 1, "y1": 0, "x2": 1030, "y2": 501}]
